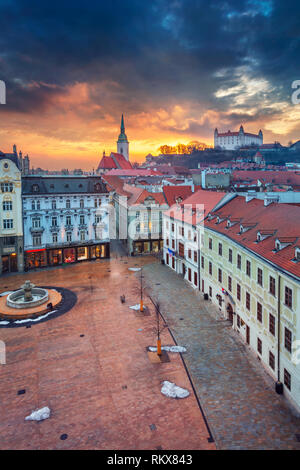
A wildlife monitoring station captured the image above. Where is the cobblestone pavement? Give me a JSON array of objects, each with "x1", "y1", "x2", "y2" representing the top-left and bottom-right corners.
[
  {"x1": 0, "y1": 258, "x2": 214, "y2": 450},
  {"x1": 142, "y1": 263, "x2": 300, "y2": 450}
]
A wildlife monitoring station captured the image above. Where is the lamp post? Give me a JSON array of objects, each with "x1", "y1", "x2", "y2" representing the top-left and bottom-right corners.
[
  {"x1": 148, "y1": 295, "x2": 168, "y2": 357},
  {"x1": 140, "y1": 267, "x2": 144, "y2": 312}
]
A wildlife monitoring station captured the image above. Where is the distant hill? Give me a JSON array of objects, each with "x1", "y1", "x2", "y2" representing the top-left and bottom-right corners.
[{"x1": 151, "y1": 148, "x2": 300, "y2": 169}]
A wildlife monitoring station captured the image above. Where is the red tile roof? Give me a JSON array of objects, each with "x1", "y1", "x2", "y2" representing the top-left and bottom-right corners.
[
  {"x1": 110, "y1": 153, "x2": 133, "y2": 170},
  {"x1": 233, "y1": 170, "x2": 300, "y2": 186},
  {"x1": 205, "y1": 197, "x2": 300, "y2": 279},
  {"x1": 164, "y1": 189, "x2": 227, "y2": 226},
  {"x1": 97, "y1": 153, "x2": 133, "y2": 171},
  {"x1": 134, "y1": 190, "x2": 167, "y2": 206},
  {"x1": 162, "y1": 186, "x2": 194, "y2": 206},
  {"x1": 97, "y1": 156, "x2": 117, "y2": 170},
  {"x1": 105, "y1": 169, "x2": 162, "y2": 177},
  {"x1": 101, "y1": 175, "x2": 131, "y2": 197}
]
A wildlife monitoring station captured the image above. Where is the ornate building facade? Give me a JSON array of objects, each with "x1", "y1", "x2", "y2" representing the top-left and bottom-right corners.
[
  {"x1": 22, "y1": 176, "x2": 110, "y2": 269},
  {"x1": 0, "y1": 153, "x2": 24, "y2": 273}
]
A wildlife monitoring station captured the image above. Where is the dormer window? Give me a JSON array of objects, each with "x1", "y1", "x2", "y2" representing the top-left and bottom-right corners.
[
  {"x1": 257, "y1": 232, "x2": 261, "y2": 242},
  {"x1": 273, "y1": 238, "x2": 294, "y2": 253},
  {"x1": 295, "y1": 248, "x2": 300, "y2": 262}
]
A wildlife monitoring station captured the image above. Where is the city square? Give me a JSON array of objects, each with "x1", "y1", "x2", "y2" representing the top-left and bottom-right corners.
[{"x1": 0, "y1": 254, "x2": 299, "y2": 450}]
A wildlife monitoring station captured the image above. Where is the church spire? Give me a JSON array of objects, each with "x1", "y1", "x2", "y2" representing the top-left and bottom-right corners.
[
  {"x1": 121, "y1": 113, "x2": 125, "y2": 134},
  {"x1": 117, "y1": 113, "x2": 129, "y2": 161}
]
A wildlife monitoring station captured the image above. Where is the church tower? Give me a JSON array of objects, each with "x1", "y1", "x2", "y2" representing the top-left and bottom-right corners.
[{"x1": 117, "y1": 114, "x2": 129, "y2": 161}]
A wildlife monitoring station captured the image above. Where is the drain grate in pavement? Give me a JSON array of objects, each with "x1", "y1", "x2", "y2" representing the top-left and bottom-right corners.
[
  {"x1": 156, "y1": 283, "x2": 161, "y2": 286},
  {"x1": 179, "y1": 318, "x2": 184, "y2": 320},
  {"x1": 17, "y1": 389, "x2": 26, "y2": 395},
  {"x1": 80, "y1": 334, "x2": 85, "y2": 337},
  {"x1": 156, "y1": 446, "x2": 163, "y2": 450},
  {"x1": 26, "y1": 325, "x2": 31, "y2": 329},
  {"x1": 149, "y1": 424, "x2": 156, "y2": 431},
  {"x1": 296, "y1": 434, "x2": 300, "y2": 442},
  {"x1": 122, "y1": 385, "x2": 127, "y2": 390},
  {"x1": 60, "y1": 434, "x2": 68, "y2": 441}
]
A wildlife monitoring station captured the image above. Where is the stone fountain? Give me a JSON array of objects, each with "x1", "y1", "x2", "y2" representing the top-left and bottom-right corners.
[{"x1": 6, "y1": 280, "x2": 49, "y2": 309}]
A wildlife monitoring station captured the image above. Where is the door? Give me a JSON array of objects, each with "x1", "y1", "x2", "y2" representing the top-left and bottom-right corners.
[
  {"x1": 227, "y1": 303, "x2": 234, "y2": 325},
  {"x1": 246, "y1": 325, "x2": 250, "y2": 345}
]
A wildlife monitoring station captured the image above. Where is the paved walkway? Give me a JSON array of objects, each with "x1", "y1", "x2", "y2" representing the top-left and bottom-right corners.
[
  {"x1": 142, "y1": 263, "x2": 300, "y2": 450},
  {"x1": 110, "y1": 239, "x2": 128, "y2": 258},
  {"x1": 0, "y1": 258, "x2": 214, "y2": 450}
]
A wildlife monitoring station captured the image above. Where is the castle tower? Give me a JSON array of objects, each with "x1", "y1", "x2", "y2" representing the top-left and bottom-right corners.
[{"x1": 117, "y1": 114, "x2": 129, "y2": 161}]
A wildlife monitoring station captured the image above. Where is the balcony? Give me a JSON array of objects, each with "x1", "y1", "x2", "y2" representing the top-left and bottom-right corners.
[{"x1": 30, "y1": 226, "x2": 45, "y2": 233}]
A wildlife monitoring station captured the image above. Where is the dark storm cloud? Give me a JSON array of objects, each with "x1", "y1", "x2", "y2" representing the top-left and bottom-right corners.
[{"x1": 0, "y1": 0, "x2": 299, "y2": 120}]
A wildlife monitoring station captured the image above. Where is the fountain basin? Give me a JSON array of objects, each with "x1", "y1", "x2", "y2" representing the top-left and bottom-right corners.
[
  {"x1": 0, "y1": 289, "x2": 62, "y2": 320},
  {"x1": 7, "y1": 288, "x2": 49, "y2": 309}
]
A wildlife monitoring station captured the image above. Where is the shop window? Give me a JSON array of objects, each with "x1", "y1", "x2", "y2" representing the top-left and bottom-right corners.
[{"x1": 77, "y1": 246, "x2": 88, "y2": 261}]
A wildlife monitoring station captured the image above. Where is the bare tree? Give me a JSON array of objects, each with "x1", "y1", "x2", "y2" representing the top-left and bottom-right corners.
[{"x1": 148, "y1": 296, "x2": 168, "y2": 356}]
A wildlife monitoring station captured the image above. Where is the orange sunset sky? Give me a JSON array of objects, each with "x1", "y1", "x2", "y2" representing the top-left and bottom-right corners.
[{"x1": 1, "y1": 1, "x2": 300, "y2": 170}]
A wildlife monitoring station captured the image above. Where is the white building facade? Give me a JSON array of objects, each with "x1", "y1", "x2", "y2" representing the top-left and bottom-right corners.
[
  {"x1": 0, "y1": 154, "x2": 24, "y2": 273},
  {"x1": 163, "y1": 212, "x2": 200, "y2": 290},
  {"x1": 214, "y1": 125, "x2": 263, "y2": 150},
  {"x1": 199, "y1": 199, "x2": 300, "y2": 411},
  {"x1": 22, "y1": 176, "x2": 110, "y2": 269}
]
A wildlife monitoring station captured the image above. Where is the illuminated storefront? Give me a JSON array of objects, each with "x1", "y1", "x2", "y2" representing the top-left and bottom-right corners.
[
  {"x1": 133, "y1": 239, "x2": 163, "y2": 254},
  {"x1": 2, "y1": 253, "x2": 18, "y2": 273},
  {"x1": 63, "y1": 248, "x2": 76, "y2": 263},
  {"x1": 48, "y1": 249, "x2": 63, "y2": 266},
  {"x1": 25, "y1": 249, "x2": 47, "y2": 270},
  {"x1": 90, "y1": 244, "x2": 106, "y2": 259},
  {"x1": 25, "y1": 243, "x2": 109, "y2": 270}
]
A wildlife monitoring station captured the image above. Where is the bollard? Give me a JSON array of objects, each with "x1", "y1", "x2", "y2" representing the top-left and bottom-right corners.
[{"x1": 157, "y1": 339, "x2": 162, "y2": 356}]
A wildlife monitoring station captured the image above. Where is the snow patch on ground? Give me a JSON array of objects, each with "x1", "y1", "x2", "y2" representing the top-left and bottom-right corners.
[
  {"x1": 0, "y1": 320, "x2": 10, "y2": 325},
  {"x1": 14, "y1": 310, "x2": 57, "y2": 324},
  {"x1": 149, "y1": 345, "x2": 187, "y2": 353},
  {"x1": 129, "y1": 304, "x2": 145, "y2": 311},
  {"x1": 128, "y1": 268, "x2": 141, "y2": 272},
  {"x1": 0, "y1": 291, "x2": 13, "y2": 297},
  {"x1": 25, "y1": 407, "x2": 51, "y2": 422},
  {"x1": 161, "y1": 381, "x2": 190, "y2": 399}
]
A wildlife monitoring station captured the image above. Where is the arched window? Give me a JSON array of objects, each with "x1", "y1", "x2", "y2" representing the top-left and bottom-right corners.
[
  {"x1": 66, "y1": 199, "x2": 71, "y2": 209},
  {"x1": 80, "y1": 199, "x2": 84, "y2": 208},
  {"x1": 52, "y1": 200, "x2": 57, "y2": 210}
]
